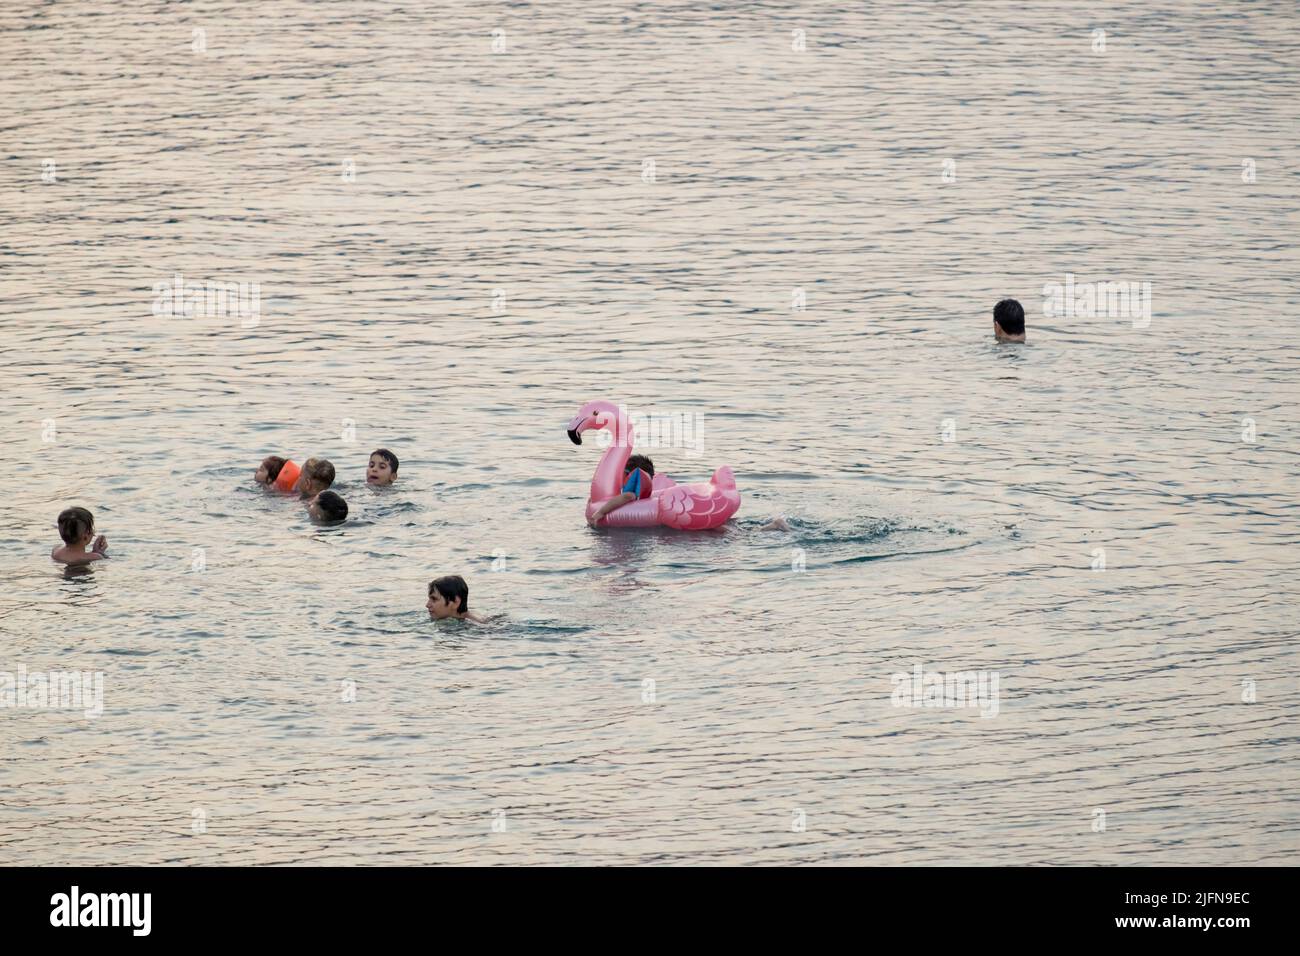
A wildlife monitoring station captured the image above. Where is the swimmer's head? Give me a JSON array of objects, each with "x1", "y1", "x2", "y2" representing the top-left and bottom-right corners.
[
  {"x1": 309, "y1": 490, "x2": 348, "y2": 523},
  {"x1": 296, "y1": 458, "x2": 336, "y2": 496},
  {"x1": 256, "y1": 455, "x2": 286, "y2": 485},
  {"x1": 367, "y1": 449, "x2": 398, "y2": 486},
  {"x1": 625, "y1": 454, "x2": 655, "y2": 477},
  {"x1": 427, "y1": 574, "x2": 469, "y2": 620},
  {"x1": 994, "y1": 299, "x2": 1026, "y2": 342},
  {"x1": 57, "y1": 506, "x2": 94, "y2": 546}
]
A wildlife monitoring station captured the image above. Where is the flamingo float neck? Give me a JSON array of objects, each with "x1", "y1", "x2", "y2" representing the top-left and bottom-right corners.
[{"x1": 591, "y1": 403, "x2": 634, "y2": 502}]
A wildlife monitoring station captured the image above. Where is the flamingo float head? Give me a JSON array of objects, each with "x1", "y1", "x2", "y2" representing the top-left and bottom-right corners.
[{"x1": 566, "y1": 399, "x2": 623, "y2": 446}]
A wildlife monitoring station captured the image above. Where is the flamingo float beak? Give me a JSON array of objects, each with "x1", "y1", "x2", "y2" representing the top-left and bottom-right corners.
[{"x1": 567, "y1": 414, "x2": 587, "y2": 444}]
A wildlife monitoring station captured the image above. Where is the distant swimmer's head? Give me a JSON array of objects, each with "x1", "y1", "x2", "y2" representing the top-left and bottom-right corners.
[
  {"x1": 427, "y1": 574, "x2": 469, "y2": 620},
  {"x1": 57, "y1": 506, "x2": 95, "y2": 546},
  {"x1": 367, "y1": 448, "x2": 398, "y2": 486},
  {"x1": 256, "y1": 455, "x2": 286, "y2": 486},
  {"x1": 309, "y1": 490, "x2": 348, "y2": 523},
  {"x1": 296, "y1": 458, "x2": 336, "y2": 496},
  {"x1": 625, "y1": 454, "x2": 655, "y2": 477},
  {"x1": 994, "y1": 299, "x2": 1026, "y2": 343}
]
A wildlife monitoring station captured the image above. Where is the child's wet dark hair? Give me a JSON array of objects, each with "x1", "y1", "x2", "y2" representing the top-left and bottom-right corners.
[
  {"x1": 306, "y1": 458, "x2": 336, "y2": 488},
  {"x1": 626, "y1": 454, "x2": 654, "y2": 477},
  {"x1": 429, "y1": 575, "x2": 469, "y2": 614},
  {"x1": 261, "y1": 455, "x2": 286, "y2": 482},
  {"x1": 994, "y1": 298, "x2": 1025, "y2": 335},
  {"x1": 315, "y1": 490, "x2": 348, "y2": 522},
  {"x1": 371, "y1": 448, "x2": 399, "y2": 473},
  {"x1": 57, "y1": 506, "x2": 94, "y2": 545}
]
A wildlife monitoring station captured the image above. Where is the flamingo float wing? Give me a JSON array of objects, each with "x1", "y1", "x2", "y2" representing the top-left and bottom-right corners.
[{"x1": 658, "y1": 482, "x2": 740, "y2": 530}]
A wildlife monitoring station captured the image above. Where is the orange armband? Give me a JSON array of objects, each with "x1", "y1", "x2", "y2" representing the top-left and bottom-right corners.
[{"x1": 273, "y1": 459, "x2": 301, "y2": 492}]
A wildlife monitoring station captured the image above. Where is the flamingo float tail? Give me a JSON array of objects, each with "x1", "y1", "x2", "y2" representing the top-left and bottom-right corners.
[{"x1": 711, "y1": 466, "x2": 737, "y2": 490}]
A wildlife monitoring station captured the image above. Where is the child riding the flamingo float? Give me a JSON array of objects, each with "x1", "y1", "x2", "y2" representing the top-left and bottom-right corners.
[{"x1": 566, "y1": 400, "x2": 741, "y2": 530}]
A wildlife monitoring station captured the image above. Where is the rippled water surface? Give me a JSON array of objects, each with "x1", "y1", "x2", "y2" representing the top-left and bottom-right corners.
[{"x1": 2, "y1": 1, "x2": 1298, "y2": 865}]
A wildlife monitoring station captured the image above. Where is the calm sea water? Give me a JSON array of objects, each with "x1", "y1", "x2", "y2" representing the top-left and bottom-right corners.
[{"x1": 1, "y1": 1, "x2": 1297, "y2": 865}]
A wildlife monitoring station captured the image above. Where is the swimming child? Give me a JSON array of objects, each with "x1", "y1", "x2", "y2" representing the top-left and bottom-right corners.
[
  {"x1": 51, "y1": 507, "x2": 108, "y2": 564},
  {"x1": 308, "y1": 490, "x2": 348, "y2": 523},
  {"x1": 426, "y1": 575, "x2": 486, "y2": 624},
  {"x1": 587, "y1": 454, "x2": 655, "y2": 527},
  {"x1": 255, "y1": 455, "x2": 302, "y2": 492},
  {"x1": 366, "y1": 448, "x2": 399, "y2": 486},
  {"x1": 294, "y1": 458, "x2": 336, "y2": 498}
]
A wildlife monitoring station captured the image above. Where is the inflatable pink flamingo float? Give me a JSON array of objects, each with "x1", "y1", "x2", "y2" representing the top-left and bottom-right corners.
[{"x1": 567, "y1": 399, "x2": 741, "y2": 530}]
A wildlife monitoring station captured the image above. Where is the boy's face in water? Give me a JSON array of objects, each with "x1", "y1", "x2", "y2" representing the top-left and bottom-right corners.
[
  {"x1": 426, "y1": 589, "x2": 457, "y2": 619},
  {"x1": 367, "y1": 454, "x2": 395, "y2": 486},
  {"x1": 255, "y1": 464, "x2": 271, "y2": 484},
  {"x1": 307, "y1": 494, "x2": 332, "y2": 522}
]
